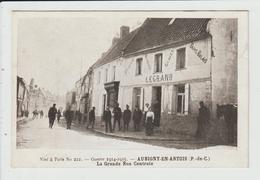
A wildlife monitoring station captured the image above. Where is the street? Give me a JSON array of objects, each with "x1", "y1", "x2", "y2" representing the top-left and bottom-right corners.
[
  {"x1": 16, "y1": 117, "x2": 167, "y2": 149},
  {"x1": 17, "y1": 117, "x2": 235, "y2": 150}
]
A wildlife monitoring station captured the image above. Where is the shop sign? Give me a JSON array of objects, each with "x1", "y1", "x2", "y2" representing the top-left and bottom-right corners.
[
  {"x1": 145, "y1": 73, "x2": 173, "y2": 83},
  {"x1": 190, "y1": 42, "x2": 208, "y2": 63}
]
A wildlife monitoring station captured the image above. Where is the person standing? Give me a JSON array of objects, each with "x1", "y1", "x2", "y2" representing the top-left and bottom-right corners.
[
  {"x1": 103, "y1": 106, "x2": 112, "y2": 133},
  {"x1": 57, "y1": 109, "x2": 61, "y2": 123},
  {"x1": 143, "y1": 103, "x2": 150, "y2": 127},
  {"x1": 48, "y1": 104, "x2": 57, "y2": 129},
  {"x1": 87, "y1": 107, "x2": 95, "y2": 129},
  {"x1": 123, "y1": 104, "x2": 131, "y2": 131},
  {"x1": 113, "y1": 103, "x2": 122, "y2": 131},
  {"x1": 145, "y1": 107, "x2": 154, "y2": 136},
  {"x1": 133, "y1": 105, "x2": 142, "y2": 131},
  {"x1": 65, "y1": 106, "x2": 74, "y2": 129},
  {"x1": 196, "y1": 101, "x2": 210, "y2": 139}
]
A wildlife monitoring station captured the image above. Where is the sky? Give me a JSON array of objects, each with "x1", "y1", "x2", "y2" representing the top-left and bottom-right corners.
[{"x1": 17, "y1": 14, "x2": 145, "y2": 96}]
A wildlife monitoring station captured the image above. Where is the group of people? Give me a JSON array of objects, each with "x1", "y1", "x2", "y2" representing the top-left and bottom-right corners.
[
  {"x1": 60, "y1": 100, "x2": 211, "y2": 139},
  {"x1": 101, "y1": 102, "x2": 155, "y2": 136},
  {"x1": 47, "y1": 104, "x2": 62, "y2": 129},
  {"x1": 32, "y1": 109, "x2": 44, "y2": 119}
]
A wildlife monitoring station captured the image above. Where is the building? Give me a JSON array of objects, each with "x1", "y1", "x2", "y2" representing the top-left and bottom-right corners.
[
  {"x1": 91, "y1": 18, "x2": 237, "y2": 137},
  {"x1": 79, "y1": 66, "x2": 94, "y2": 121},
  {"x1": 28, "y1": 78, "x2": 60, "y2": 115},
  {"x1": 17, "y1": 76, "x2": 29, "y2": 118},
  {"x1": 65, "y1": 90, "x2": 76, "y2": 111}
]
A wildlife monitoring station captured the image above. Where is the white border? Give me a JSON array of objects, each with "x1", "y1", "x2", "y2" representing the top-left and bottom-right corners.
[{"x1": 0, "y1": 1, "x2": 258, "y2": 180}]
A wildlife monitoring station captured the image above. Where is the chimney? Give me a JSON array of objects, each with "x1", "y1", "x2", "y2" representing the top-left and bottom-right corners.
[
  {"x1": 112, "y1": 37, "x2": 120, "y2": 46},
  {"x1": 120, "y1": 26, "x2": 130, "y2": 39}
]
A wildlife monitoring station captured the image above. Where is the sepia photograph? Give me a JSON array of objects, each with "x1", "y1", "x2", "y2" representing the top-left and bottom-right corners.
[{"x1": 10, "y1": 10, "x2": 248, "y2": 168}]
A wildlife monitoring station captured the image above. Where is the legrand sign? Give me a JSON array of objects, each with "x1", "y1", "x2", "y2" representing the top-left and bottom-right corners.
[{"x1": 145, "y1": 73, "x2": 173, "y2": 83}]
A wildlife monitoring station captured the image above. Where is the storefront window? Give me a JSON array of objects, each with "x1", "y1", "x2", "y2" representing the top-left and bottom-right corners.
[
  {"x1": 176, "y1": 48, "x2": 186, "y2": 70},
  {"x1": 133, "y1": 87, "x2": 141, "y2": 108},
  {"x1": 154, "y1": 53, "x2": 163, "y2": 73}
]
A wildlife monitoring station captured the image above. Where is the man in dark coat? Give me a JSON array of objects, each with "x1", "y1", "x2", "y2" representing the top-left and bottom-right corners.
[
  {"x1": 87, "y1": 107, "x2": 95, "y2": 129},
  {"x1": 113, "y1": 103, "x2": 122, "y2": 131},
  {"x1": 103, "y1": 106, "x2": 112, "y2": 133},
  {"x1": 196, "y1": 101, "x2": 210, "y2": 138},
  {"x1": 123, "y1": 104, "x2": 131, "y2": 131},
  {"x1": 48, "y1": 104, "x2": 57, "y2": 129},
  {"x1": 133, "y1": 105, "x2": 142, "y2": 131},
  {"x1": 65, "y1": 106, "x2": 74, "y2": 129}
]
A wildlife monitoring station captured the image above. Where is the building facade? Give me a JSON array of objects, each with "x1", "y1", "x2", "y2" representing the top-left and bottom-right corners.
[
  {"x1": 17, "y1": 76, "x2": 29, "y2": 118},
  {"x1": 91, "y1": 18, "x2": 237, "y2": 137}
]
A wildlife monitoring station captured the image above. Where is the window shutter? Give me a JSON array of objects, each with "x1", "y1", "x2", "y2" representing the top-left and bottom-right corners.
[
  {"x1": 171, "y1": 85, "x2": 176, "y2": 114},
  {"x1": 184, "y1": 83, "x2": 190, "y2": 115}
]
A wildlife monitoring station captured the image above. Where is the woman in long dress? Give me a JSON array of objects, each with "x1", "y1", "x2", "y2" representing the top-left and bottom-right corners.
[{"x1": 145, "y1": 107, "x2": 154, "y2": 136}]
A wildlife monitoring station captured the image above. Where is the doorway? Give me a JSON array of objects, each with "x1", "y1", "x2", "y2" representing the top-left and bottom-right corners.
[
  {"x1": 133, "y1": 87, "x2": 141, "y2": 109},
  {"x1": 152, "y1": 86, "x2": 162, "y2": 127}
]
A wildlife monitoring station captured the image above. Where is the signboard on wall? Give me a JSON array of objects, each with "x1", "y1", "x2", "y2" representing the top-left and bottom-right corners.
[{"x1": 145, "y1": 73, "x2": 173, "y2": 83}]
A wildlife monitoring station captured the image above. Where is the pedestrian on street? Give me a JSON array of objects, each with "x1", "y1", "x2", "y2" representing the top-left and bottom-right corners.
[
  {"x1": 133, "y1": 105, "x2": 142, "y2": 131},
  {"x1": 195, "y1": 101, "x2": 210, "y2": 139},
  {"x1": 48, "y1": 104, "x2": 57, "y2": 129},
  {"x1": 65, "y1": 106, "x2": 73, "y2": 129},
  {"x1": 87, "y1": 107, "x2": 95, "y2": 129},
  {"x1": 103, "y1": 106, "x2": 112, "y2": 133},
  {"x1": 57, "y1": 109, "x2": 61, "y2": 123},
  {"x1": 145, "y1": 107, "x2": 154, "y2": 136},
  {"x1": 32, "y1": 109, "x2": 37, "y2": 119},
  {"x1": 123, "y1": 104, "x2": 131, "y2": 131},
  {"x1": 112, "y1": 102, "x2": 122, "y2": 131}
]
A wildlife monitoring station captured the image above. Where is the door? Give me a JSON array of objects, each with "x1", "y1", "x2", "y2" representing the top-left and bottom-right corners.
[{"x1": 152, "y1": 86, "x2": 162, "y2": 126}]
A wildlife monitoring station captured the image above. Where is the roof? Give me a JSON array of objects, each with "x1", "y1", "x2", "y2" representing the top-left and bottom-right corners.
[
  {"x1": 93, "y1": 18, "x2": 211, "y2": 68},
  {"x1": 124, "y1": 18, "x2": 211, "y2": 55},
  {"x1": 93, "y1": 27, "x2": 140, "y2": 68}
]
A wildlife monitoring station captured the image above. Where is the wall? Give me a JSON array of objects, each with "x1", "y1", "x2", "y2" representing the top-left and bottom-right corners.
[
  {"x1": 121, "y1": 38, "x2": 211, "y2": 87},
  {"x1": 209, "y1": 19, "x2": 238, "y2": 113},
  {"x1": 92, "y1": 58, "x2": 122, "y2": 117},
  {"x1": 207, "y1": 19, "x2": 238, "y2": 143}
]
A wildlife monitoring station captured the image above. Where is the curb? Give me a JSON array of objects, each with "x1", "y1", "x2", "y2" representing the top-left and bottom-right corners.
[{"x1": 92, "y1": 129, "x2": 198, "y2": 142}]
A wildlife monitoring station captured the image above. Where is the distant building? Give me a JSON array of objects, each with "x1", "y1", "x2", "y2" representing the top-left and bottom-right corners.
[{"x1": 66, "y1": 90, "x2": 76, "y2": 111}]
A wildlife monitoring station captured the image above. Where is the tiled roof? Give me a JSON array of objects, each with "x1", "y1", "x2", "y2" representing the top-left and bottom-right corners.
[
  {"x1": 124, "y1": 18, "x2": 211, "y2": 55},
  {"x1": 93, "y1": 18, "x2": 210, "y2": 68},
  {"x1": 93, "y1": 27, "x2": 140, "y2": 68}
]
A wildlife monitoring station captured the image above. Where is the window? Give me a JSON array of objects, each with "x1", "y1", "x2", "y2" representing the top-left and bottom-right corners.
[
  {"x1": 176, "y1": 48, "x2": 186, "y2": 70},
  {"x1": 136, "y1": 58, "x2": 143, "y2": 75},
  {"x1": 176, "y1": 84, "x2": 189, "y2": 115},
  {"x1": 112, "y1": 66, "x2": 116, "y2": 81},
  {"x1": 176, "y1": 85, "x2": 185, "y2": 114},
  {"x1": 98, "y1": 71, "x2": 101, "y2": 84},
  {"x1": 105, "y1": 69, "x2": 108, "y2": 82},
  {"x1": 154, "y1": 53, "x2": 163, "y2": 73}
]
